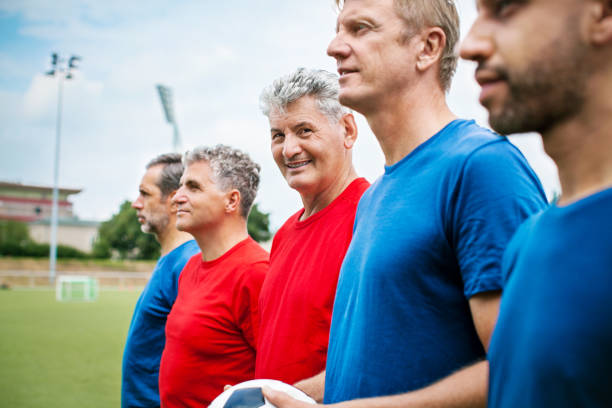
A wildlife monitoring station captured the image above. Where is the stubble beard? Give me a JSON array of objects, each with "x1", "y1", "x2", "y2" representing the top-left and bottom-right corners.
[
  {"x1": 488, "y1": 27, "x2": 588, "y2": 136},
  {"x1": 141, "y1": 212, "x2": 169, "y2": 239}
]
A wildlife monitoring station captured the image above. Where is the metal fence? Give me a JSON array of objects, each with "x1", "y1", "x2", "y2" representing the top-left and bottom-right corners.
[{"x1": 0, "y1": 270, "x2": 151, "y2": 290}]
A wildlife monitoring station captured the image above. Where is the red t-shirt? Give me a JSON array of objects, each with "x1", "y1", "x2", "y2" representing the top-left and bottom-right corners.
[
  {"x1": 159, "y1": 237, "x2": 269, "y2": 407},
  {"x1": 255, "y1": 178, "x2": 370, "y2": 384}
]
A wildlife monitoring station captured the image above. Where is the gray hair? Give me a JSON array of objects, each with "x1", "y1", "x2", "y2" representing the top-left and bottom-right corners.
[
  {"x1": 259, "y1": 68, "x2": 350, "y2": 122},
  {"x1": 183, "y1": 145, "x2": 261, "y2": 218},
  {"x1": 146, "y1": 153, "x2": 184, "y2": 198}
]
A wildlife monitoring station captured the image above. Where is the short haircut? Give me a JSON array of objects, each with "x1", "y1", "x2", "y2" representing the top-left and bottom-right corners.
[
  {"x1": 259, "y1": 67, "x2": 350, "y2": 122},
  {"x1": 146, "y1": 153, "x2": 184, "y2": 198},
  {"x1": 334, "y1": 0, "x2": 459, "y2": 92},
  {"x1": 183, "y1": 145, "x2": 261, "y2": 218}
]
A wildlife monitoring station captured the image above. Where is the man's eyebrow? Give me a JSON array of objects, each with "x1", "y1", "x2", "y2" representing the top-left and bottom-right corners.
[
  {"x1": 185, "y1": 179, "x2": 200, "y2": 188},
  {"x1": 293, "y1": 121, "x2": 313, "y2": 130}
]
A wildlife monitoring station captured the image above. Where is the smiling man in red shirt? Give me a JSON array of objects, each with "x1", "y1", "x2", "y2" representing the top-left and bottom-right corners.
[{"x1": 256, "y1": 68, "x2": 369, "y2": 401}]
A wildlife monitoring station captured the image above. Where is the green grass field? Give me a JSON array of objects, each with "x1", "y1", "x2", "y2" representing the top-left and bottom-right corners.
[{"x1": 0, "y1": 289, "x2": 140, "y2": 408}]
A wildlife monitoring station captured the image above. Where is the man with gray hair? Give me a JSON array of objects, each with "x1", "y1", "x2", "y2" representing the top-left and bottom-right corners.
[
  {"x1": 159, "y1": 145, "x2": 269, "y2": 407},
  {"x1": 122, "y1": 153, "x2": 199, "y2": 408},
  {"x1": 265, "y1": 1, "x2": 546, "y2": 407},
  {"x1": 255, "y1": 68, "x2": 369, "y2": 400}
]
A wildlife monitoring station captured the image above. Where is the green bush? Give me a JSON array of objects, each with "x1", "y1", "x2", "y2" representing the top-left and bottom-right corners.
[{"x1": 0, "y1": 220, "x2": 90, "y2": 259}]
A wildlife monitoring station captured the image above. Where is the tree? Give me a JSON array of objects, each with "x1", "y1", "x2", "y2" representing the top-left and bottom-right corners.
[
  {"x1": 247, "y1": 203, "x2": 272, "y2": 243},
  {"x1": 93, "y1": 200, "x2": 271, "y2": 259},
  {"x1": 0, "y1": 220, "x2": 30, "y2": 246},
  {"x1": 92, "y1": 200, "x2": 160, "y2": 260}
]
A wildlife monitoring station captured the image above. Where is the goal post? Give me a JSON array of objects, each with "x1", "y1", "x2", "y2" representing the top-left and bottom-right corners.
[{"x1": 56, "y1": 275, "x2": 99, "y2": 302}]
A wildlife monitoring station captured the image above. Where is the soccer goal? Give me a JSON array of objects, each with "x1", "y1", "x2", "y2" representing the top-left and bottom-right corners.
[{"x1": 56, "y1": 275, "x2": 99, "y2": 302}]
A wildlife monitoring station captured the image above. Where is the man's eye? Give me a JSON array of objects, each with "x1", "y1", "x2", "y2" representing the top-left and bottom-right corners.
[
  {"x1": 493, "y1": 0, "x2": 523, "y2": 18},
  {"x1": 272, "y1": 132, "x2": 284, "y2": 140},
  {"x1": 353, "y1": 23, "x2": 369, "y2": 33}
]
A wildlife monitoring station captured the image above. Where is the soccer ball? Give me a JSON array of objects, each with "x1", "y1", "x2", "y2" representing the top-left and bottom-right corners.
[{"x1": 209, "y1": 379, "x2": 316, "y2": 408}]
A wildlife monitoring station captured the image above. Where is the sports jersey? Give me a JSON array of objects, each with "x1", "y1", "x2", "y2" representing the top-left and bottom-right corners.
[
  {"x1": 488, "y1": 187, "x2": 612, "y2": 407},
  {"x1": 121, "y1": 240, "x2": 199, "y2": 408},
  {"x1": 255, "y1": 177, "x2": 370, "y2": 383},
  {"x1": 324, "y1": 119, "x2": 548, "y2": 402},
  {"x1": 159, "y1": 237, "x2": 269, "y2": 407}
]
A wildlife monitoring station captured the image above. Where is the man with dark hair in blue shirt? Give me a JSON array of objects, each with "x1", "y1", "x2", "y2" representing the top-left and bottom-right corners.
[
  {"x1": 462, "y1": 0, "x2": 612, "y2": 406},
  {"x1": 122, "y1": 153, "x2": 198, "y2": 408}
]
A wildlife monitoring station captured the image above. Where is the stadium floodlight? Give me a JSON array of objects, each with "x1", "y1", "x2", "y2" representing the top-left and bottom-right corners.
[
  {"x1": 46, "y1": 53, "x2": 80, "y2": 284},
  {"x1": 156, "y1": 84, "x2": 182, "y2": 152}
]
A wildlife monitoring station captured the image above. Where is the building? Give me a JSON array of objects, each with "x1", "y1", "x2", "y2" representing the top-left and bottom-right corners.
[{"x1": 0, "y1": 181, "x2": 99, "y2": 252}]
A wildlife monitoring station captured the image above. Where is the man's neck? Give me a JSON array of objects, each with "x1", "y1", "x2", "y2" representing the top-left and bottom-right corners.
[
  {"x1": 543, "y1": 109, "x2": 612, "y2": 206},
  {"x1": 191, "y1": 219, "x2": 250, "y2": 262},
  {"x1": 299, "y1": 166, "x2": 358, "y2": 220},
  {"x1": 157, "y1": 227, "x2": 193, "y2": 257},
  {"x1": 363, "y1": 86, "x2": 456, "y2": 166}
]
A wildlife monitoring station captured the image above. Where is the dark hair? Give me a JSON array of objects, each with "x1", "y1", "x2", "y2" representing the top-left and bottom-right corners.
[{"x1": 146, "y1": 153, "x2": 184, "y2": 198}]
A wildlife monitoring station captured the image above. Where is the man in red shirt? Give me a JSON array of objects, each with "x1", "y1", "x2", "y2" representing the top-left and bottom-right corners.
[
  {"x1": 159, "y1": 145, "x2": 269, "y2": 407},
  {"x1": 256, "y1": 68, "x2": 369, "y2": 400}
]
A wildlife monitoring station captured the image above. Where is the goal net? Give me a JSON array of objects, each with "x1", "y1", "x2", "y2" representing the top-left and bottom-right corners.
[{"x1": 56, "y1": 275, "x2": 99, "y2": 302}]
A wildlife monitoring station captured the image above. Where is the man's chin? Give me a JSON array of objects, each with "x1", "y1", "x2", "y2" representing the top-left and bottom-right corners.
[{"x1": 175, "y1": 222, "x2": 191, "y2": 233}]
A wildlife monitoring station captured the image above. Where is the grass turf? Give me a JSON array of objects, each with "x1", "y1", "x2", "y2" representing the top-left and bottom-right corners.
[{"x1": 0, "y1": 289, "x2": 140, "y2": 407}]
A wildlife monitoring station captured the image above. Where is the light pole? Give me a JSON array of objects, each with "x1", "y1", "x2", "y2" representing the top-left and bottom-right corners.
[
  {"x1": 156, "y1": 84, "x2": 182, "y2": 152},
  {"x1": 46, "y1": 53, "x2": 80, "y2": 284}
]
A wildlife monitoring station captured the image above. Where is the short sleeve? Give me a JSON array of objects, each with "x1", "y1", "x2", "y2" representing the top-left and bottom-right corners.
[
  {"x1": 234, "y1": 261, "x2": 268, "y2": 349},
  {"x1": 451, "y1": 140, "x2": 548, "y2": 298}
]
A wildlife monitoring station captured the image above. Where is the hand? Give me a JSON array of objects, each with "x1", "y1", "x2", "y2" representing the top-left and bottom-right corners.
[{"x1": 262, "y1": 386, "x2": 321, "y2": 408}]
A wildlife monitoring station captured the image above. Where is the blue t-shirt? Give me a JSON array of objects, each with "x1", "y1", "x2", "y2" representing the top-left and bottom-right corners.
[
  {"x1": 121, "y1": 240, "x2": 199, "y2": 408},
  {"x1": 324, "y1": 119, "x2": 547, "y2": 403},
  {"x1": 489, "y1": 187, "x2": 612, "y2": 408}
]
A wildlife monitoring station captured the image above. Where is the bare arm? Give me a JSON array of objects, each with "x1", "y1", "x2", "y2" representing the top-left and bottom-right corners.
[
  {"x1": 264, "y1": 291, "x2": 501, "y2": 408},
  {"x1": 294, "y1": 370, "x2": 325, "y2": 402}
]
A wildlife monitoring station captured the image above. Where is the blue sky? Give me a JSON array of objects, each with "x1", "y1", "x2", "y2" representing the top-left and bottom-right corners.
[{"x1": 0, "y1": 1, "x2": 560, "y2": 229}]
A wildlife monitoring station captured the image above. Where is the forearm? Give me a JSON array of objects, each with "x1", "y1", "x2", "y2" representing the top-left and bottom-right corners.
[
  {"x1": 332, "y1": 361, "x2": 487, "y2": 408},
  {"x1": 294, "y1": 370, "x2": 325, "y2": 402}
]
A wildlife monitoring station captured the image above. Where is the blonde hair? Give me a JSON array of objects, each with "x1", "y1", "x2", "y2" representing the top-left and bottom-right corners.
[{"x1": 335, "y1": 0, "x2": 459, "y2": 91}]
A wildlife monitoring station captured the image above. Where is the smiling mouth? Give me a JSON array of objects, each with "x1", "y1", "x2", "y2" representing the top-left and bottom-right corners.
[
  {"x1": 286, "y1": 160, "x2": 311, "y2": 169},
  {"x1": 338, "y1": 68, "x2": 357, "y2": 77}
]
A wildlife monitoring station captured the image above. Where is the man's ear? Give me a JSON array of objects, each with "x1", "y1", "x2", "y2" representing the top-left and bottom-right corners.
[
  {"x1": 340, "y1": 113, "x2": 358, "y2": 150},
  {"x1": 589, "y1": 0, "x2": 612, "y2": 45},
  {"x1": 167, "y1": 191, "x2": 178, "y2": 214},
  {"x1": 416, "y1": 27, "x2": 446, "y2": 73},
  {"x1": 225, "y1": 190, "x2": 241, "y2": 214}
]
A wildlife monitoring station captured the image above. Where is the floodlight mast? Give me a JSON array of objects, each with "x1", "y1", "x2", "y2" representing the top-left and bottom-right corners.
[
  {"x1": 46, "y1": 53, "x2": 80, "y2": 284},
  {"x1": 156, "y1": 84, "x2": 182, "y2": 152}
]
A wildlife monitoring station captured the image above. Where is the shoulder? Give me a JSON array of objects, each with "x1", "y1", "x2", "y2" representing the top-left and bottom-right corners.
[
  {"x1": 165, "y1": 240, "x2": 200, "y2": 269},
  {"x1": 443, "y1": 120, "x2": 513, "y2": 162},
  {"x1": 275, "y1": 210, "x2": 303, "y2": 237},
  {"x1": 235, "y1": 239, "x2": 270, "y2": 269},
  {"x1": 444, "y1": 121, "x2": 545, "y2": 197},
  {"x1": 347, "y1": 177, "x2": 371, "y2": 198}
]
